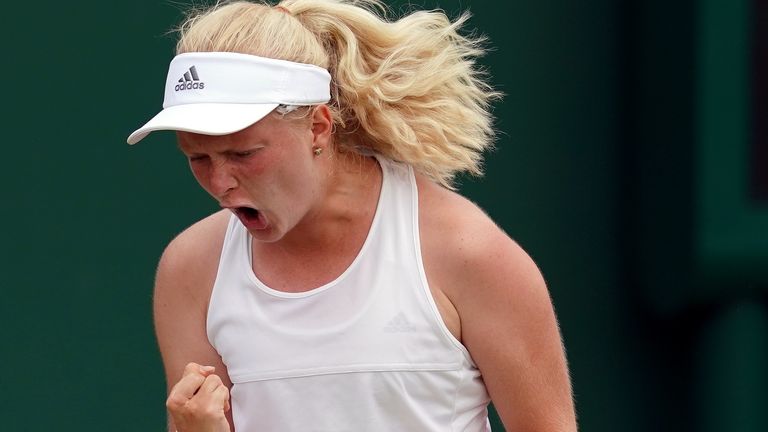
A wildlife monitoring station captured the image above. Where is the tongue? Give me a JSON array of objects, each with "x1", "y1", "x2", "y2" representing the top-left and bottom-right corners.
[{"x1": 240, "y1": 208, "x2": 268, "y2": 230}]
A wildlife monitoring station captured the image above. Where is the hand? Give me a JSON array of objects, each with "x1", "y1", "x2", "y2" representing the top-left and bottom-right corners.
[{"x1": 167, "y1": 362, "x2": 232, "y2": 432}]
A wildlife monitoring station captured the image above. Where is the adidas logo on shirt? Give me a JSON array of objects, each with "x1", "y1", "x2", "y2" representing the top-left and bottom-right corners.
[
  {"x1": 174, "y1": 66, "x2": 205, "y2": 91},
  {"x1": 383, "y1": 312, "x2": 417, "y2": 333}
]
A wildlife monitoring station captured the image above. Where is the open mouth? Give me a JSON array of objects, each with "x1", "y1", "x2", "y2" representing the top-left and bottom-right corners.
[
  {"x1": 237, "y1": 206, "x2": 259, "y2": 220},
  {"x1": 234, "y1": 206, "x2": 268, "y2": 230}
]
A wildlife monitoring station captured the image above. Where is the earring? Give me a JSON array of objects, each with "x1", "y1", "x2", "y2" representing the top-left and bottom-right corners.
[{"x1": 313, "y1": 147, "x2": 323, "y2": 156}]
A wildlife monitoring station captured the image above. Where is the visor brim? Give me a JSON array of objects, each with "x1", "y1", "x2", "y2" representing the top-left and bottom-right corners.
[{"x1": 127, "y1": 103, "x2": 279, "y2": 145}]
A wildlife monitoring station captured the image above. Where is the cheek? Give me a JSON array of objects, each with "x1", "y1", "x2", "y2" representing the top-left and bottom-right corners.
[
  {"x1": 264, "y1": 157, "x2": 317, "y2": 210},
  {"x1": 188, "y1": 163, "x2": 209, "y2": 187},
  {"x1": 246, "y1": 155, "x2": 270, "y2": 175},
  {"x1": 282, "y1": 163, "x2": 321, "y2": 210}
]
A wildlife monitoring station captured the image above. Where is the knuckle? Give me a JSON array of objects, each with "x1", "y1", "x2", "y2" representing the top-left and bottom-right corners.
[
  {"x1": 178, "y1": 371, "x2": 204, "y2": 388},
  {"x1": 206, "y1": 374, "x2": 223, "y2": 386},
  {"x1": 189, "y1": 372, "x2": 205, "y2": 383},
  {"x1": 213, "y1": 385, "x2": 229, "y2": 397},
  {"x1": 166, "y1": 393, "x2": 186, "y2": 410}
]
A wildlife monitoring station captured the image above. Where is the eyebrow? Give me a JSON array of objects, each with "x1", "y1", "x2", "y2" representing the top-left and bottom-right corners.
[{"x1": 176, "y1": 141, "x2": 265, "y2": 156}]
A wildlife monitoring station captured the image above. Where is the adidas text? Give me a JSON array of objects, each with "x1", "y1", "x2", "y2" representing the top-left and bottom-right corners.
[{"x1": 175, "y1": 82, "x2": 205, "y2": 91}]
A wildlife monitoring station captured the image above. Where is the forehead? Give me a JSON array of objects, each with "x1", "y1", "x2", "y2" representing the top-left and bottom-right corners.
[{"x1": 176, "y1": 112, "x2": 288, "y2": 150}]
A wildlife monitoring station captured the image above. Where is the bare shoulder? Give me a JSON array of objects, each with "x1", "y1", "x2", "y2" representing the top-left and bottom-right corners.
[
  {"x1": 154, "y1": 208, "x2": 231, "y2": 336},
  {"x1": 416, "y1": 174, "x2": 550, "y2": 342},
  {"x1": 416, "y1": 175, "x2": 543, "y2": 297},
  {"x1": 417, "y1": 175, "x2": 576, "y2": 430},
  {"x1": 159, "y1": 210, "x2": 231, "y2": 273},
  {"x1": 156, "y1": 209, "x2": 231, "y2": 295}
]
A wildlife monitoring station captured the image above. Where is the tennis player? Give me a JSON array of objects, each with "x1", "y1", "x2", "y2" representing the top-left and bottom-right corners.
[{"x1": 128, "y1": 1, "x2": 577, "y2": 431}]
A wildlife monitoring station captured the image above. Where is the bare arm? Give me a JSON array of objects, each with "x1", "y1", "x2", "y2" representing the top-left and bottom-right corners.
[
  {"x1": 154, "y1": 210, "x2": 235, "y2": 432},
  {"x1": 419, "y1": 179, "x2": 577, "y2": 431},
  {"x1": 458, "y1": 231, "x2": 576, "y2": 430}
]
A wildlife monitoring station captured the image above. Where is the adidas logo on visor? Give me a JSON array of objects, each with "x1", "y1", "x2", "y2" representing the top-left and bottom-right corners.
[{"x1": 174, "y1": 66, "x2": 205, "y2": 91}]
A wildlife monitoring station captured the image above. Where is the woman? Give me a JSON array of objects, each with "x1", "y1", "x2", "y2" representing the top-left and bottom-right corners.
[{"x1": 128, "y1": 1, "x2": 576, "y2": 431}]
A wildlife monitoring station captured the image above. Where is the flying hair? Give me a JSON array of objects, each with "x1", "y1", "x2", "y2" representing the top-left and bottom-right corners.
[{"x1": 176, "y1": 0, "x2": 501, "y2": 187}]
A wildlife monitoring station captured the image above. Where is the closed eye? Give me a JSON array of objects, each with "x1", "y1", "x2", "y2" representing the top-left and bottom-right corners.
[
  {"x1": 229, "y1": 148, "x2": 263, "y2": 159},
  {"x1": 188, "y1": 155, "x2": 208, "y2": 162}
]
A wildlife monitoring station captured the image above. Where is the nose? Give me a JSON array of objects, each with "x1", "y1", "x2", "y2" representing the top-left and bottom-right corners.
[{"x1": 208, "y1": 160, "x2": 238, "y2": 197}]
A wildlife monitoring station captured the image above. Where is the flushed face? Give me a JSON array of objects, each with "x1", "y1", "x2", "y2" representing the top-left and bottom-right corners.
[{"x1": 176, "y1": 109, "x2": 327, "y2": 243}]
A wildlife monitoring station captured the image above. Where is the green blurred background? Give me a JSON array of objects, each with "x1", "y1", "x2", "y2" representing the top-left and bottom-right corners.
[{"x1": 2, "y1": 0, "x2": 767, "y2": 430}]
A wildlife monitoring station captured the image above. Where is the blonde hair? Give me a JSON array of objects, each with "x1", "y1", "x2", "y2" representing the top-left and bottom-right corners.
[{"x1": 176, "y1": 0, "x2": 500, "y2": 187}]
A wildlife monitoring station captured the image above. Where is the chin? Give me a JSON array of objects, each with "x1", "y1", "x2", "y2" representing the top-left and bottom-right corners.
[{"x1": 247, "y1": 226, "x2": 285, "y2": 243}]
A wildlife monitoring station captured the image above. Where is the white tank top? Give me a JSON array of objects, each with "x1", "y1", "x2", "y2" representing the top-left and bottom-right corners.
[{"x1": 207, "y1": 156, "x2": 492, "y2": 431}]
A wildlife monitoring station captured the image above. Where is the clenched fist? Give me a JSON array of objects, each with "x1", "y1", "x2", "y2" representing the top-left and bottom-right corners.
[{"x1": 167, "y1": 362, "x2": 232, "y2": 432}]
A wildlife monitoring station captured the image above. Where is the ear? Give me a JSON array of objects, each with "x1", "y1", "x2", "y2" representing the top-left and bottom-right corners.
[{"x1": 310, "y1": 105, "x2": 333, "y2": 149}]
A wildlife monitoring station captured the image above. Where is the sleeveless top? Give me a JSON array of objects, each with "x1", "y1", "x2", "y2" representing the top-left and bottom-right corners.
[{"x1": 207, "y1": 156, "x2": 492, "y2": 431}]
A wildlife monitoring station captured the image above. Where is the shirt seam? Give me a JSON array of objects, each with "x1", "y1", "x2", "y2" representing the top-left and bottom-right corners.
[{"x1": 229, "y1": 362, "x2": 463, "y2": 384}]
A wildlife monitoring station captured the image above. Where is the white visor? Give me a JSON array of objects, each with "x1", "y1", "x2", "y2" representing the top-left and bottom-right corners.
[{"x1": 127, "y1": 52, "x2": 332, "y2": 144}]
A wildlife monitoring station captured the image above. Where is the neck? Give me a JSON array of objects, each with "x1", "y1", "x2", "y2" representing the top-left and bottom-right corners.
[{"x1": 265, "y1": 151, "x2": 382, "y2": 255}]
